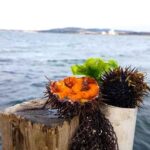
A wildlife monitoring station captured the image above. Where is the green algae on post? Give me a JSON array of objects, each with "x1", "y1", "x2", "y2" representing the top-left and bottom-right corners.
[{"x1": 101, "y1": 67, "x2": 150, "y2": 108}]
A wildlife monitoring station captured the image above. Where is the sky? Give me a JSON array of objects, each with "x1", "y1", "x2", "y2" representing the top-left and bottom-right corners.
[{"x1": 0, "y1": 0, "x2": 150, "y2": 31}]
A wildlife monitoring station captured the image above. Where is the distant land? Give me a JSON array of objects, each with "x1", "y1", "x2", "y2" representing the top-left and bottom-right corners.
[{"x1": 38, "y1": 27, "x2": 150, "y2": 36}]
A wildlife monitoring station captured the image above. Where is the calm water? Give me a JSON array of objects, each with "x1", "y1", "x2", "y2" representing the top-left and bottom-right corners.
[{"x1": 0, "y1": 30, "x2": 150, "y2": 150}]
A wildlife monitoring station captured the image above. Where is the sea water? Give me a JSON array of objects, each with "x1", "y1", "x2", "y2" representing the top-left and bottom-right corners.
[{"x1": 0, "y1": 30, "x2": 150, "y2": 150}]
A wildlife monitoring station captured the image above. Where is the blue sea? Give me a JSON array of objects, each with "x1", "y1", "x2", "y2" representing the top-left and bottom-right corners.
[{"x1": 0, "y1": 30, "x2": 150, "y2": 150}]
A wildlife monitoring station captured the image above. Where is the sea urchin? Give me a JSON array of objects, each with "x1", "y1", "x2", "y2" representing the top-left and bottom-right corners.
[
  {"x1": 45, "y1": 76, "x2": 100, "y2": 118},
  {"x1": 101, "y1": 67, "x2": 150, "y2": 108},
  {"x1": 44, "y1": 76, "x2": 118, "y2": 149}
]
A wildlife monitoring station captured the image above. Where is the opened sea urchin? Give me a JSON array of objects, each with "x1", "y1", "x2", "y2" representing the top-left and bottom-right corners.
[
  {"x1": 101, "y1": 67, "x2": 150, "y2": 108},
  {"x1": 45, "y1": 76, "x2": 118, "y2": 149},
  {"x1": 45, "y1": 76, "x2": 100, "y2": 118}
]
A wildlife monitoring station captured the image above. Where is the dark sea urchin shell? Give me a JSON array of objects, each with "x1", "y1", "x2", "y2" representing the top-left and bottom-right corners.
[
  {"x1": 101, "y1": 67, "x2": 150, "y2": 108},
  {"x1": 44, "y1": 77, "x2": 119, "y2": 150}
]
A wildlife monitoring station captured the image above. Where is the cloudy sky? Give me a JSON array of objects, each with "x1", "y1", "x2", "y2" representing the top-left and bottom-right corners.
[{"x1": 0, "y1": 0, "x2": 150, "y2": 31}]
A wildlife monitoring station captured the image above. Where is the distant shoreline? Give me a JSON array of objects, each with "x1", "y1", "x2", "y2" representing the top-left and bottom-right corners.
[
  {"x1": 37, "y1": 27, "x2": 150, "y2": 36},
  {"x1": 1, "y1": 27, "x2": 150, "y2": 36}
]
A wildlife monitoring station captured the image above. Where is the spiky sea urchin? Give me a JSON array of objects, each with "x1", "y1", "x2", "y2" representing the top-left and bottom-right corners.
[
  {"x1": 44, "y1": 76, "x2": 119, "y2": 150},
  {"x1": 101, "y1": 67, "x2": 150, "y2": 108},
  {"x1": 44, "y1": 76, "x2": 100, "y2": 118}
]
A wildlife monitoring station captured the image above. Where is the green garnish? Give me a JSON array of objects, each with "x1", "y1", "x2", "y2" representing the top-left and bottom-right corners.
[{"x1": 71, "y1": 58, "x2": 118, "y2": 80}]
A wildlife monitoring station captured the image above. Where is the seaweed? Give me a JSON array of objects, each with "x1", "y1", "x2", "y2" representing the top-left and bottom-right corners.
[
  {"x1": 101, "y1": 67, "x2": 150, "y2": 108},
  {"x1": 71, "y1": 58, "x2": 118, "y2": 81},
  {"x1": 71, "y1": 109, "x2": 118, "y2": 150}
]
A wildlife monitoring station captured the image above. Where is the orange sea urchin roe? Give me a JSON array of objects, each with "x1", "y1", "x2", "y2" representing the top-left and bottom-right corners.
[{"x1": 50, "y1": 76, "x2": 99, "y2": 102}]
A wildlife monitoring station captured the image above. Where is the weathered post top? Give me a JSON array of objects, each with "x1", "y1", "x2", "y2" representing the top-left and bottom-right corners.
[{"x1": 0, "y1": 99, "x2": 79, "y2": 150}]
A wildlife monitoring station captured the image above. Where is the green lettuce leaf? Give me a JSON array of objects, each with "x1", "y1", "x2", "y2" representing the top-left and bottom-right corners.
[{"x1": 71, "y1": 58, "x2": 118, "y2": 80}]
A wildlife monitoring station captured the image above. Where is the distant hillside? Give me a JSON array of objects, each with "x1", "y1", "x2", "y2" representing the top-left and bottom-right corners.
[
  {"x1": 38, "y1": 27, "x2": 110, "y2": 34},
  {"x1": 38, "y1": 27, "x2": 150, "y2": 36}
]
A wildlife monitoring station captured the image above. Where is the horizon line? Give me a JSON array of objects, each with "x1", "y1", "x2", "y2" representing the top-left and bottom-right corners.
[{"x1": 0, "y1": 27, "x2": 150, "y2": 32}]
